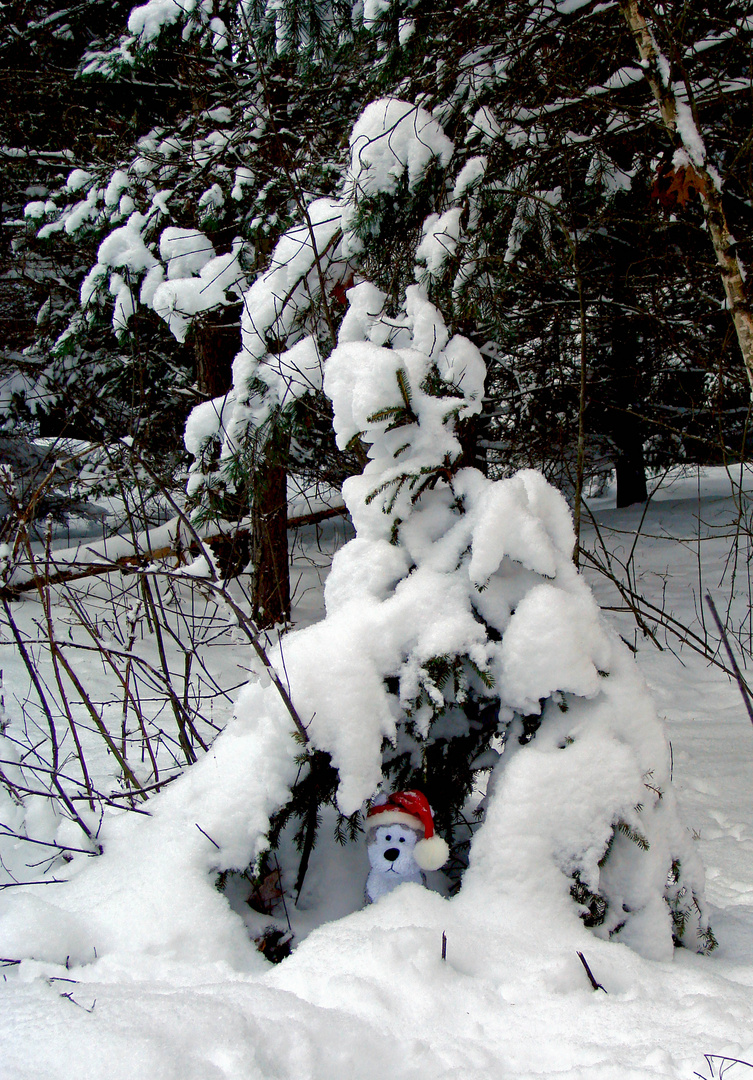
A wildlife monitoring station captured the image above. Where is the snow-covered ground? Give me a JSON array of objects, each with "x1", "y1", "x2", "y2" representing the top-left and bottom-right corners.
[{"x1": 2, "y1": 467, "x2": 753, "y2": 1080}]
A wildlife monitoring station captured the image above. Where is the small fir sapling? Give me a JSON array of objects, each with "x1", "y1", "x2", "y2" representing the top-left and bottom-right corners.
[
  {"x1": 230, "y1": 97, "x2": 716, "y2": 958},
  {"x1": 230, "y1": 250, "x2": 714, "y2": 956}
]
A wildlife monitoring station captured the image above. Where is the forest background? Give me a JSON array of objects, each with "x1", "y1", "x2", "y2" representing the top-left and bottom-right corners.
[
  {"x1": 0, "y1": 5, "x2": 753, "y2": 1071},
  {"x1": 3, "y1": 0, "x2": 752, "y2": 568}
]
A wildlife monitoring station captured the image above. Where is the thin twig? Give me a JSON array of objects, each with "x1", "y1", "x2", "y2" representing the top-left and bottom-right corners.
[
  {"x1": 273, "y1": 854, "x2": 293, "y2": 936},
  {"x1": 0, "y1": 826, "x2": 96, "y2": 857},
  {"x1": 154, "y1": 572, "x2": 310, "y2": 744},
  {"x1": 705, "y1": 593, "x2": 753, "y2": 726},
  {"x1": 577, "y1": 951, "x2": 607, "y2": 993},
  {"x1": 0, "y1": 878, "x2": 69, "y2": 889},
  {"x1": 1, "y1": 597, "x2": 101, "y2": 846},
  {"x1": 195, "y1": 823, "x2": 220, "y2": 850}
]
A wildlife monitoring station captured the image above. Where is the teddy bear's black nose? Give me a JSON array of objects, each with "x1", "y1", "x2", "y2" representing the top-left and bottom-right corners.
[{"x1": 384, "y1": 848, "x2": 400, "y2": 862}]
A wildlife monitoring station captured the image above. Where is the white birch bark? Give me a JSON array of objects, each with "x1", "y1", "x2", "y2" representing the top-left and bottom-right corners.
[{"x1": 619, "y1": 0, "x2": 753, "y2": 394}]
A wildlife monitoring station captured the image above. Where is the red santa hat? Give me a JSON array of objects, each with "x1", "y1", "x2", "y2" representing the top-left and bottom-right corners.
[{"x1": 366, "y1": 789, "x2": 450, "y2": 872}]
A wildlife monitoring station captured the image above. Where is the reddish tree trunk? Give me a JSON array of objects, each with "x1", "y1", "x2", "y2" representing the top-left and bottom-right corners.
[
  {"x1": 252, "y1": 432, "x2": 290, "y2": 628},
  {"x1": 193, "y1": 310, "x2": 290, "y2": 620},
  {"x1": 193, "y1": 311, "x2": 238, "y2": 400}
]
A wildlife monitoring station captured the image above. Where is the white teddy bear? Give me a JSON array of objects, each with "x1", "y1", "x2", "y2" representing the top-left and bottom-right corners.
[{"x1": 364, "y1": 789, "x2": 449, "y2": 904}]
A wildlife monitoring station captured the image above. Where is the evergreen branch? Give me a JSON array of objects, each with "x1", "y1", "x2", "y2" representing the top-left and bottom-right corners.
[
  {"x1": 466, "y1": 657, "x2": 495, "y2": 690},
  {"x1": 617, "y1": 820, "x2": 650, "y2": 851},
  {"x1": 364, "y1": 476, "x2": 402, "y2": 505},
  {"x1": 395, "y1": 366, "x2": 414, "y2": 413},
  {"x1": 385, "y1": 475, "x2": 408, "y2": 514},
  {"x1": 367, "y1": 406, "x2": 408, "y2": 424},
  {"x1": 385, "y1": 416, "x2": 418, "y2": 433}
]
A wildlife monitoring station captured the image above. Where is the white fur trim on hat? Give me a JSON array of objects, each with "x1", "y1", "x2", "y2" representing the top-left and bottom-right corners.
[
  {"x1": 413, "y1": 835, "x2": 450, "y2": 872},
  {"x1": 365, "y1": 810, "x2": 422, "y2": 834}
]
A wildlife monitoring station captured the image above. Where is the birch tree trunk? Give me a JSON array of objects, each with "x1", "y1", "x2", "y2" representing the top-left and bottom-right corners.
[{"x1": 619, "y1": 0, "x2": 753, "y2": 393}]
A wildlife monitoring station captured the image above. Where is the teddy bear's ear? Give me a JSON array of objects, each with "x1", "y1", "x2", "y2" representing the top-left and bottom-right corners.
[{"x1": 413, "y1": 835, "x2": 449, "y2": 872}]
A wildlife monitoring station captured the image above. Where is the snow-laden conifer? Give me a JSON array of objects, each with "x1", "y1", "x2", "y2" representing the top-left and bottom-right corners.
[
  {"x1": 263, "y1": 266, "x2": 712, "y2": 958},
  {"x1": 231, "y1": 94, "x2": 715, "y2": 959}
]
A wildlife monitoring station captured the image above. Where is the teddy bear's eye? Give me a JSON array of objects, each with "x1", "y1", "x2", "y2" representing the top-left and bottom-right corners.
[
  {"x1": 399, "y1": 836, "x2": 405, "y2": 843},
  {"x1": 385, "y1": 834, "x2": 391, "y2": 841}
]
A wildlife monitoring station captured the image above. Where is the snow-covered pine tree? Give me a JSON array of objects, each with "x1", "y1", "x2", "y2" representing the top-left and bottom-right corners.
[
  {"x1": 248, "y1": 286, "x2": 715, "y2": 957},
  {"x1": 222, "y1": 95, "x2": 714, "y2": 959}
]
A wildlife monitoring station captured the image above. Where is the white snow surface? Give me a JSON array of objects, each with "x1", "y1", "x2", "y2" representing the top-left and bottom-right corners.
[
  {"x1": 231, "y1": 197, "x2": 343, "y2": 404},
  {"x1": 362, "y1": 0, "x2": 391, "y2": 26},
  {"x1": 452, "y1": 155, "x2": 487, "y2": 200},
  {"x1": 66, "y1": 168, "x2": 93, "y2": 193},
  {"x1": 674, "y1": 97, "x2": 707, "y2": 168},
  {"x1": 160, "y1": 227, "x2": 215, "y2": 279},
  {"x1": 1, "y1": 468, "x2": 753, "y2": 1077},
  {"x1": 184, "y1": 393, "x2": 234, "y2": 458},
  {"x1": 152, "y1": 239, "x2": 246, "y2": 342},
  {"x1": 104, "y1": 170, "x2": 130, "y2": 208}
]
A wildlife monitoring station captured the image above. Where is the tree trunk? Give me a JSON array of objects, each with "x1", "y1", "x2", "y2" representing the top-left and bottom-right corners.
[
  {"x1": 619, "y1": 0, "x2": 753, "y2": 393},
  {"x1": 614, "y1": 418, "x2": 648, "y2": 508},
  {"x1": 193, "y1": 308, "x2": 290, "y2": 620},
  {"x1": 193, "y1": 310, "x2": 238, "y2": 400},
  {"x1": 252, "y1": 428, "x2": 291, "y2": 628}
]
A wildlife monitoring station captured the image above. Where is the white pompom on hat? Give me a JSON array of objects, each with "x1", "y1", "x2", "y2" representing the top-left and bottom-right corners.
[{"x1": 366, "y1": 789, "x2": 449, "y2": 872}]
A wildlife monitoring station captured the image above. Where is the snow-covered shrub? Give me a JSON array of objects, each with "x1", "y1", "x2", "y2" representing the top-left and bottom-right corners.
[
  {"x1": 203, "y1": 72, "x2": 718, "y2": 947},
  {"x1": 234, "y1": 276, "x2": 713, "y2": 960}
]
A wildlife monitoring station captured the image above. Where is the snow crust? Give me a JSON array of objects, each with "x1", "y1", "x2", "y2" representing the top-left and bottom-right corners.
[
  {"x1": 416, "y1": 208, "x2": 462, "y2": 278},
  {"x1": 674, "y1": 98, "x2": 707, "y2": 168},
  {"x1": 452, "y1": 155, "x2": 487, "y2": 200},
  {"x1": 363, "y1": 0, "x2": 391, "y2": 26},
  {"x1": 184, "y1": 393, "x2": 233, "y2": 458},
  {"x1": 235, "y1": 198, "x2": 342, "y2": 394},
  {"x1": 160, "y1": 227, "x2": 215, "y2": 279},
  {"x1": 65, "y1": 168, "x2": 93, "y2": 193},
  {"x1": 104, "y1": 170, "x2": 130, "y2": 208},
  {"x1": 152, "y1": 239, "x2": 246, "y2": 342}
]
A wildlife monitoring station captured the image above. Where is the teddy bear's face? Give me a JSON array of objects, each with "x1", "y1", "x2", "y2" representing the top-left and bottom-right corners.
[{"x1": 367, "y1": 823, "x2": 420, "y2": 877}]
